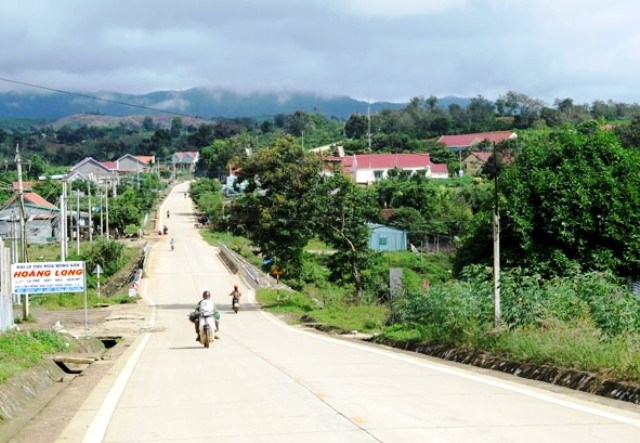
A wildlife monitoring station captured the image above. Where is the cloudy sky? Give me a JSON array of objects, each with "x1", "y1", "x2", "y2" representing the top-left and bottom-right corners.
[{"x1": 1, "y1": 0, "x2": 639, "y2": 105}]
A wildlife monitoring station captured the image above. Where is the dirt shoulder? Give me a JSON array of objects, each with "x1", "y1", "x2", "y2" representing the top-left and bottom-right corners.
[{"x1": 0, "y1": 290, "x2": 151, "y2": 442}]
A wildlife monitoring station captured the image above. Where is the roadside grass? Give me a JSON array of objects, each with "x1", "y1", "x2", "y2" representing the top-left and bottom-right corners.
[
  {"x1": 29, "y1": 292, "x2": 137, "y2": 310},
  {"x1": 256, "y1": 288, "x2": 388, "y2": 333},
  {"x1": 379, "y1": 322, "x2": 640, "y2": 385},
  {"x1": 304, "y1": 237, "x2": 334, "y2": 252},
  {"x1": 0, "y1": 330, "x2": 77, "y2": 383},
  {"x1": 486, "y1": 324, "x2": 640, "y2": 384}
]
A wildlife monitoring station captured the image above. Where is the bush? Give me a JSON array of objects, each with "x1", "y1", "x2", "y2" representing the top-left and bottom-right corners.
[{"x1": 81, "y1": 238, "x2": 125, "y2": 277}]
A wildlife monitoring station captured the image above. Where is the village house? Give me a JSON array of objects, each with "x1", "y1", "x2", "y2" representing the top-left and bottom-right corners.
[
  {"x1": 437, "y1": 131, "x2": 517, "y2": 152},
  {"x1": 116, "y1": 154, "x2": 155, "y2": 174},
  {"x1": 172, "y1": 151, "x2": 199, "y2": 171},
  {"x1": 332, "y1": 153, "x2": 449, "y2": 185},
  {"x1": 0, "y1": 190, "x2": 59, "y2": 245},
  {"x1": 67, "y1": 157, "x2": 119, "y2": 184}
]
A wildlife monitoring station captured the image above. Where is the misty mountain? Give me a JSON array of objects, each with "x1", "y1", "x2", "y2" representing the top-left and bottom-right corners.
[{"x1": 0, "y1": 88, "x2": 470, "y2": 121}]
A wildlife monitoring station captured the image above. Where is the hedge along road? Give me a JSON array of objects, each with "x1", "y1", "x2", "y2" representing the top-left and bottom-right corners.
[{"x1": 57, "y1": 182, "x2": 640, "y2": 443}]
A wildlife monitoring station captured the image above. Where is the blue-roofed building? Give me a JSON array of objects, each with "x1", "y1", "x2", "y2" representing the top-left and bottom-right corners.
[{"x1": 367, "y1": 223, "x2": 407, "y2": 252}]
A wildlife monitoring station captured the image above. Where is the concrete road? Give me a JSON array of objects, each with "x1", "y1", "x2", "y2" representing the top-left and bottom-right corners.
[{"x1": 59, "y1": 182, "x2": 640, "y2": 442}]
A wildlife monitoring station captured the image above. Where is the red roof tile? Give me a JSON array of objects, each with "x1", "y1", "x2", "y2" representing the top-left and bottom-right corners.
[
  {"x1": 24, "y1": 192, "x2": 56, "y2": 209},
  {"x1": 342, "y1": 153, "x2": 432, "y2": 170},
  {"x1": 438, "y1": 131, "x2": 515, "y2": 148},
  {"x1": 135, "y1": 156, "x2": 155, "y2": 164}
]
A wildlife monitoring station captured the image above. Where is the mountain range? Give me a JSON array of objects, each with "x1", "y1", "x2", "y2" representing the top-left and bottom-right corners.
[{"x1": 0, "y1": 88, "x2": 471, "y2": 121}]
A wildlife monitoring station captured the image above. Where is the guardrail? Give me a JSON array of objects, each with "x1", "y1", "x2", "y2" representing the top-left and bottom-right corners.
[{"x1": 218, "y1": 242, "x2": 289, "y2": 291}]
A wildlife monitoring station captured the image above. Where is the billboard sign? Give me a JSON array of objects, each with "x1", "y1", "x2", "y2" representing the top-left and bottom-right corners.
[{"x1": 11, "y1": 261, "x2": 85, "y2": 294}]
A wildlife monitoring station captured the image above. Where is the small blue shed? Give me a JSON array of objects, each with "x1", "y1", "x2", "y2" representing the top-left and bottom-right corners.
[{"x1": 367, "y1": 223, "x2": 407, "y2": 251}]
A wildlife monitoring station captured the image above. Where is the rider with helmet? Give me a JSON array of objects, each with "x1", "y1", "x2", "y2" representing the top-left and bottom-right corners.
[{"x1": 192, "y1": 290, "x2": 220, "y2": 341}]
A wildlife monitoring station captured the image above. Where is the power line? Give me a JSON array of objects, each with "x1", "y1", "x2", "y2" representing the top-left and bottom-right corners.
[{"x1": 0, "y1": 77, "x2": 203, "y2": 120}]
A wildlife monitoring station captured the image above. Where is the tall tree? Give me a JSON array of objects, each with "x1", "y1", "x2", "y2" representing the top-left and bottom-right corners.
[
  {"x1": 487, "y1": 128, "x2": 639, "y2": 278},
  {"x1": 170, "y1": 117, "x2": 184, "y2": 138},
  {"x1": 229, "y1": 137, "x2": 321, "y2": 275},
  {"x1": 312, "y1": 173, "x2": 377, "y2": 301}
]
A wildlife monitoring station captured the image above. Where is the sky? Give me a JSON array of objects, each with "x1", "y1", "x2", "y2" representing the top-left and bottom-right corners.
[{"x1": 1, "y1": 0, "x2": 640, "y2": 106}]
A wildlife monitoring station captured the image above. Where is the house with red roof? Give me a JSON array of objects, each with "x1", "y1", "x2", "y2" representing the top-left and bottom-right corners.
[
  {"x1": 437, "y1": 131, "x2": 517, "y2": 151},
  {"x1": 116, "y1": 154, "x2": 156, "y2": 173},
  {"x1": 67, "y1": 157, "x2": 119, "y2": 184},
  {"x1": 336, "y1": 153, "x2": 449, "y2": 185},
  {"x1": 0, "y1": 192, "x2": 60, "y2": 244},
  {"x1": 172, "y1": 151, "x2": 199, "y2": 171}
]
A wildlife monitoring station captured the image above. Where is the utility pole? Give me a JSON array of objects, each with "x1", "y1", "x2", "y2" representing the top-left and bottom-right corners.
[
  {"x1": 76, "y1": 189, "x2": 80, "y2": 255},
  {"x1": 99, "y1": 192, "x2": 104, "y2": 237},
  {"x1": 60, "y1": 181, "x2": 67, "y2": 261},
  {"x1": 367, "y1": 102, "x2": 372, "y2": 153},
  {"x1": 15, "y1": 145, "x2": 27, "y2": 262},
  {"x1": 87, "y1": 181, "x2": 92, "y2": 242},
  {"x1": 492, "y1": 142, "x2": 501, "y2": 327},
  {"x1": 105, "y1": 185, "x2": 110, "y2": 240},
  {"x1": 15, "y1": 144, "x2": 29, "y2": 320},
  {"x1": 10, "y1": 211, "x2": 17, "y2": 263}
]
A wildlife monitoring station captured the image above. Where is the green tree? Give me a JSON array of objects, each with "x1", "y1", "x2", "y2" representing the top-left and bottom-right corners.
[
  {"x1": 189, "y1": 178, "x2": 223, "y2": 225},
  {"x1": 142, "y1": 116, "x2": 155, "y2": 131},
  {"x1": 387, "y1": 207, "x2": 428, "y2": 247},
  {"x1": 616, "y1": 113, "x2": 640, "y2": 148},
  {"x1": 229, "y1": 137, "x2": 321, "y2": 275},
  {"x1": 197, "y1": 138, "x2": 247, "y2": 178},
  {"x1": 312, "y1": 173, "x2": 378, "y2": 302},
  {"x1": 494, "y1": 129, "x2": 639, "y2": 277},
  {"x1": 170, "y1": 117, "x2": 184, "y2": 139}
]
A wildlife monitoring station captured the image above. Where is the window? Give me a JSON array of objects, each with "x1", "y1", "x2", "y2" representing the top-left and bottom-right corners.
[{"x1": 374, "y1": 170, "x2": 383, "y2": 179}]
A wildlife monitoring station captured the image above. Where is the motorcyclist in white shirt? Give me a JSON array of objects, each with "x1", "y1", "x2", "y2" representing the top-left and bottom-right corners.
[{"x1": 193, "y1": 290, "x2": 220, "y2": 341}]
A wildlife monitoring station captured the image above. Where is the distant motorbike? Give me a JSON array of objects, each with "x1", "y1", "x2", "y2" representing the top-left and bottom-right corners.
[{"x1": 232, "y1": 296, "x2": 240, "y2": 314}]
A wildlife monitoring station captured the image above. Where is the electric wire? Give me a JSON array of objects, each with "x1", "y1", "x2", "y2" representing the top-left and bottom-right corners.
[{"x1": 0, "y1": 76, "x2": 202, "y2": 120}]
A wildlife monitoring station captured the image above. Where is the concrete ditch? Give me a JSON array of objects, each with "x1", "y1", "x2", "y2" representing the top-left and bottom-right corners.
[{"x1": 371, "y1": 337, "x2": 640, "y2": 405}]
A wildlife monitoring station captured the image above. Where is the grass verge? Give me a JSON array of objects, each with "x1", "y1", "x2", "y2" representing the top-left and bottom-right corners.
[
  {"x1": 256, "y1": 288, "x2": 388, "y2": 334},
  {"x1": 0, "y1": 330, "x2": 83, "y2": 383}
]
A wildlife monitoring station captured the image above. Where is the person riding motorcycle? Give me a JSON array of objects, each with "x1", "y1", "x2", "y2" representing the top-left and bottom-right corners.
[
  {"x1": 192, "y1": 290, "x2": 220, "y2": 341},
  {"x1": 229, "y1": 285, "x2": 241, "y2": 312},
  {"x1": 167, "y1": 210, "x2": 170, "y2": 218},
  {"x1": 170, "y1": 238, "x2": 175, "y2": 251}
]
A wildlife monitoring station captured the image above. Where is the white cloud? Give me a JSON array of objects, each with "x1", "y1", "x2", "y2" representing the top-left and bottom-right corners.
[
  {"x1": 1, "y1": 0, "x2": 640, "y2": 104},
  {"x1": 343, "y1": 0, "x2": 468, "y2": 17}
]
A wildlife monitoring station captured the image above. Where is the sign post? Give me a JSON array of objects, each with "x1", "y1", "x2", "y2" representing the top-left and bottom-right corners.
[
  {"x1": 272, "y1": 266, "x2": 283, "y2": 303},
  {"x1": 93, "y1": 264, "x2": 103, "y2": 297}
]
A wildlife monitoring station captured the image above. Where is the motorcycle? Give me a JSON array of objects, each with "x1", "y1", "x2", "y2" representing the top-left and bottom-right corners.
[
  {"x1": 232, "y1": 296, "x2": 240, "y2": 314},
  {"x1": 198, "y1": 311, "x2": 215, "y2": 348}
]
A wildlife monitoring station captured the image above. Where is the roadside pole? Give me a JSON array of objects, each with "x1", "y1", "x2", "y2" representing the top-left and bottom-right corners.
[{"x1": 83, "y1": 262, "x2": 88, "y2": 337}]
